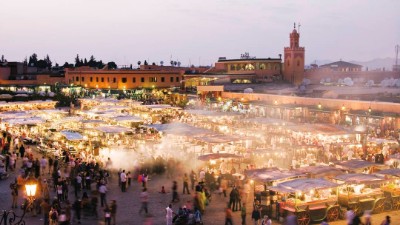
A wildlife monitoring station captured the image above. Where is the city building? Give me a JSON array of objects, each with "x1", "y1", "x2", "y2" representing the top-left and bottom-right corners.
[
  {"x1": 319, "y1": 60, "x2": 362, "y2": 72},
  {"x1": 65, "y1": 67, "x2": 184, "y2": 90}
]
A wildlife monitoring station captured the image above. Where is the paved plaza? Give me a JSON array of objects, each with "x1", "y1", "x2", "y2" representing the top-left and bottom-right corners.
[{"x1": 0, "y1": 147, "x2": 399, "y2": 225}]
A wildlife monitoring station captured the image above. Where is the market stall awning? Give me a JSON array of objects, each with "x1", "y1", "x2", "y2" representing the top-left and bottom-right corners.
[
  {"x1": 295, "y1": 165, "x2": 344, "y2": 178},
  {"x1": 184, "y1": 109, "x2": 240, "y2": 118},
  {"x1": 96, "y1": 125, "x2": 132, "y2": 134},
  {"x1": 197, "y1": 153, "x2": 243, "y2": 161},
  {"x1": 194, "y1": 134, "x2": 241, "y2": 144},
  {"x1": 60, "y1": 131, "x2": 83, "y2": 141},
  {"x1": 269, "y1": 178, "x2": 339, "y2": 193},
  {"x1": 245, "y1": 168, "x2": 303, "y2": 183},
  {"x1": 113, "y1": 115, "x2": 143, "y2": 123},
  {"x1": 242, "y1": 117, "x2": 294, "y2": 126},
  {"x1": 334, "y1": 173, "x2": 385, "y2": 184},
  {"x1": 288, "y1": 124, "x2": 352, "y2": 135},
  {"x1": 368, "y1": 138, "x2": 398, "y2": 145},
  {"x1": 376, "y1": 169, "x2": 400, "y2": 177},
  {"x1": 334, "y1": 159, "x2": 381, "y2": 171},
  {"x1": 145, "y1": 123, "x2": 214, "y2": 137},
  {"x1": 3, "y1": 117, "x2": 45, "y2": 125}
]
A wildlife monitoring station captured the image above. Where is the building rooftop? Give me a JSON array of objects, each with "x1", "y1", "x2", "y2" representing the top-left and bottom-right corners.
[{"x1": 320, "y1": 60, "x2": 362, "y2": 68}]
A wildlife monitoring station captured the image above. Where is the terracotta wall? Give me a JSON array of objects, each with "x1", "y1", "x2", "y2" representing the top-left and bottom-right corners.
[{"x1": 305, "y1": 70, "x2": 400, "y2": 84}]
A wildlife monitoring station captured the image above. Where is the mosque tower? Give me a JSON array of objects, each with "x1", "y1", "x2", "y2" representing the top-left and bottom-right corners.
[{"x1": 283, "y1": 23, "x2": 305, "y2": 85}]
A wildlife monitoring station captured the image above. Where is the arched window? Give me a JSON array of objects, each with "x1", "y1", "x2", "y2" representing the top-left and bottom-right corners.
[
  {"x1": 259, "y1": 64, "x2": 266, "y2": 70},
  {"x1": 245, "y1": 64, "x2": 255, "y2": 70},
  {"x1": 287, "y1": 60, "x2": 290, "y2": 66},
  {"x1": 267, "y1": 63, "x2": 271, "y2": 70},
  {"x1": 297, "y1": 60, "x2": 300, "y2": 66}
]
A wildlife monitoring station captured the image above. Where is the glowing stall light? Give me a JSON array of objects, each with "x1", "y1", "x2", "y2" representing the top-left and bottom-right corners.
[{"x1": 210, "y1": 160, "x2": 216, "y2": 165}]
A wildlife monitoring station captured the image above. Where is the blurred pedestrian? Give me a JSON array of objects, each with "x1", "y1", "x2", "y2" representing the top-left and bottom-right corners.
[
  {"x1": 241, "y1": 203, "x2": 246, "y2": 225},
  {"x1": 381, "y1": 215, "x2": 390, "y2": 225},
  {"x1": 139, "y1": 188, "x2": 149, "y2": 215},
  {"x1": 166, "y1": 204, "x2": 173, "y2": 225},
  {"x1": 183, "y1": 173, "x2": 190, "y2": 194},
  {"x1": 110, "y1": 200, "x2": 117, "y2": 225},
  {"x1": 225, "y1": 206, "x2": 233, "y2": 225}
]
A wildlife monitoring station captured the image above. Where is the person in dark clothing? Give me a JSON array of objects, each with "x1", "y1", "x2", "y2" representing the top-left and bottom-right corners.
[
  {"x1": 5, "y1": 154, "x2": 10, "y2": 172},
  {"x1": 73, "y1": 199, "x2": 82, "y2": 224},
  {"x1": 229, "y1": 187, "x2": 237, "y2": 211},
  {"x1": 352, "y1": 214, "x2": 363, "y2": 225},
  {"x1": 252, "y1": 207, "x2": 261, "y2": 224},
  {"x1": 48, "y1": 157, "x2": 53, "y2": 175},
  {"x1": 19, "y1": 145, "x2": 25, "y2": 158},
  {"x1": 171, "y1": 181, "x2": 179, "y2": 203}
]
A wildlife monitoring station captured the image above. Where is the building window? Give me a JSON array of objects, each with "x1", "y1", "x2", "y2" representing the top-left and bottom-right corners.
[
  {"x1": 132, "y1": 77, "x2": 136, "y2": 83},
  {"x1": 141, "y1": 77, "x2": 145, "y2": 82},
  {"x1": 113, "y1": 77, "x2": 116, "y2": 83},
  {"x1": 150, "y1": 77, "x2": 157, "y2": 82},
  {"x1": 96, "y1": 77, "x2": 99, "y2": 82},
  {"x1": 82, "y1": 77, "x2": 85, "y2": 82},
  {"x1": 107, "y1": 77, "x2": 110, "y2": 82},
  {"x1": 259, "y1": 64, "x2": 266, "y2": 70},
  {"x1": 75, "y1": 77, "x2": 79, "y2": 81},
  {"x1": 176, "y1": 77, "x2": 180, "y2": 82},
  {"x1": 90, "y1": 77, "x2": 93, "y2": 82},
  {"x1": 122, "y1": 77, "x2": 127, "y2": 83},
  {"x1": 287, "y1": 61, "x2": 290, "y2": 66},
  {"x1": 170, "y1": 77, "x2": 174, "y2": 82},
  {"x1": 101, "y1": 77, "x2": 104, "y2": 82},
  {"x1": 161, "y1": 77, "x2": 165, "y2": 82},
  {"x1": 245, "y1": 64, "x2": 255, "y2": 70}
]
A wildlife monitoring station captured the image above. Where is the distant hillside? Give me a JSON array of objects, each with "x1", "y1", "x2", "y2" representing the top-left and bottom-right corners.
[{"x1": 307, "y1": 58, "x2": 397, "y2": 71}]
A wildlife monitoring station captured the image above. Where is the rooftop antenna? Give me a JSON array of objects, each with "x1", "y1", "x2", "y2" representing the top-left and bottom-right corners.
[
  {"x1": 294, "y1": 22, "x2": 296, "y2": 29},
  {"x1": 298, "y1": 23, "x2": 301, "y2": 33}
]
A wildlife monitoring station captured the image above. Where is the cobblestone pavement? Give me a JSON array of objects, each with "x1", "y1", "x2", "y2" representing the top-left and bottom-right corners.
[{"x1": 1, "y1": 148, "x2": 400, "y2": 225}]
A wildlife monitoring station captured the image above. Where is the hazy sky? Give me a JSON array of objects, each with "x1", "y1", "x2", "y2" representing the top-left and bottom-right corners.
[{"x1": 1, "y1": 0, "x2": 399, "y2": 66}]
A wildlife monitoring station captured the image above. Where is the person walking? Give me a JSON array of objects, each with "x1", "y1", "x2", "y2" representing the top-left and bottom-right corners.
[
  {"x1": 261, "y1": 215, "x2": 271, "y2": 225},
  {"x1": 110, "y1": 200, "x2": 117, "y2": 225},
  {"x1": 251, "y1": 207, "x2": 261, "y2": 225},
  {"x1": 139, "y1": 188, "x2": 149, "y2": 215},
  {"x1": 346, "y1": 207, "x2": 355, "y2": 225},
  {"x1": 120, "y1": 170, "x2": 127, "y2": 192},
  {"x1": 381, "y1": 215, "x2": 391, "y2": 225},
  {"x1": 225, "y1": 206, "x2": 233, "y2": 225},
  {"x1": 183, "y1": 173, "x2": 190, "y2": 194},
  {"x1": 73, "y1": 199, "x2": 82, "y2": 224},
  {"x1": 241, "y1": 203, "x2": 246, "y2": 225},
  {"x1": 171, "y1": 181, "x2": 179, "y2": 203},
  {"x1": 40, "y1": 156, "x2": 47, "y2": 176},
  {"x1": 99, "y1": 182, "x2": 108, "y2": 207},
  {"x1": 10, "y1": 180, "x2": 18, "y2": 208},
  {"x1": 229, "y1": 187, "x2": 238, "y2": 211},
  {"x1": 165, "y1": 204, "x2": 174, "y2": 225},
  {"x1": 104, "y1": 206, "x2": 112, "y2": 225},
  {"x1": 40, "y1": 199, "x2": 51, "y2": 225},
  {"x1": 190, "y1": 170, "x2": 196, "y2": 191},
  {"x1": 49, "y1": 207, "x2": 59, "y2": 225}
]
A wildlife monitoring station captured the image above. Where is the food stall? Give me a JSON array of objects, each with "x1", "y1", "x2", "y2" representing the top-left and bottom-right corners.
[
  {"x1": 245, "y1": 168, "x2": 304, "y2": 219},
  {"x1": 376, "y1": 168, "x2": 400, "y2": 210},
  {"x1": 334, "y1": 159, "x2": 385, "y2": 173},
  {"x1": 334, "y1": 173, "x2": 386, "y2": 215},
  {"x1": 269, "y1": 178, "x2": 340, "y2": 224}
]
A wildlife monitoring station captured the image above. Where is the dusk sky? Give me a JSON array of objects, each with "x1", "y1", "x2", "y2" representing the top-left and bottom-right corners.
[{"x1": 1, "y1": 0, "x2": 399, "y2": 66}]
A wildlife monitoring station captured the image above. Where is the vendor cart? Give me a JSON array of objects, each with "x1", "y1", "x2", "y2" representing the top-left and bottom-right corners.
[
  {"x1": 376, "y1": 168, "x2": 400, "y2": 211},
  {"x1": 269, "y1": 178, "x2": 340, "y2": 225},
  {"x1": 334, "y1": 173, "x2": 387, "y2": 215}
]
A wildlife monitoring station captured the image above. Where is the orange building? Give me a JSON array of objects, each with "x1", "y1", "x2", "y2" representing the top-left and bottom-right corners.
[{"x1": 65, "y1": 67, "x2": 184, "y2": 89}]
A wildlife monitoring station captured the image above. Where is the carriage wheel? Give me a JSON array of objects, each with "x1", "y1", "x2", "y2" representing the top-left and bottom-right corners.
[
  {"x1": 373, "y1": 198, "x2": 385, "y2": 214},
  {"x1": 384, "y1": 199, "x2": 393, "y2": 211},
  {"x1": 296, "y1": 211, "x2": 311, "y2": 225},
  {"x1": 326, "y1": 206, "x2": 340, "y2": 221},
  {"x1": 393, "y1": 198, "x2": 400, "y2": 210},
  {"x1": 349, "y1": 202, "x2": 361, "y2": 216}
]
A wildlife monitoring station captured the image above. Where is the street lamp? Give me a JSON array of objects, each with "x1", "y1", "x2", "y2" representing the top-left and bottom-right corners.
[
  {"x1": 1, "y1": 176, "x2": 37, "y2": 225},
  {"x1": 318, "y1": 102, "x2": 322, "y2": 109}
]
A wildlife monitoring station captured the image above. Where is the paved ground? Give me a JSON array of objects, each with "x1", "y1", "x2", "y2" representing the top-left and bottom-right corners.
[{"x1": 1, "y1": 148, "x2": 400, "y2": 225}]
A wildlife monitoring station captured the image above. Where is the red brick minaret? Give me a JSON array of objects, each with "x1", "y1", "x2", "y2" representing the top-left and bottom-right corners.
[{"x1": 284, "y1": 23, "x2": 305, "y2": 85}]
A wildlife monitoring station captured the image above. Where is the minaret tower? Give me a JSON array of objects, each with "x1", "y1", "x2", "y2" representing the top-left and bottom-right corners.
[{"x1": 283, "y1": 23, "x2": 305, "y2": 85}]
